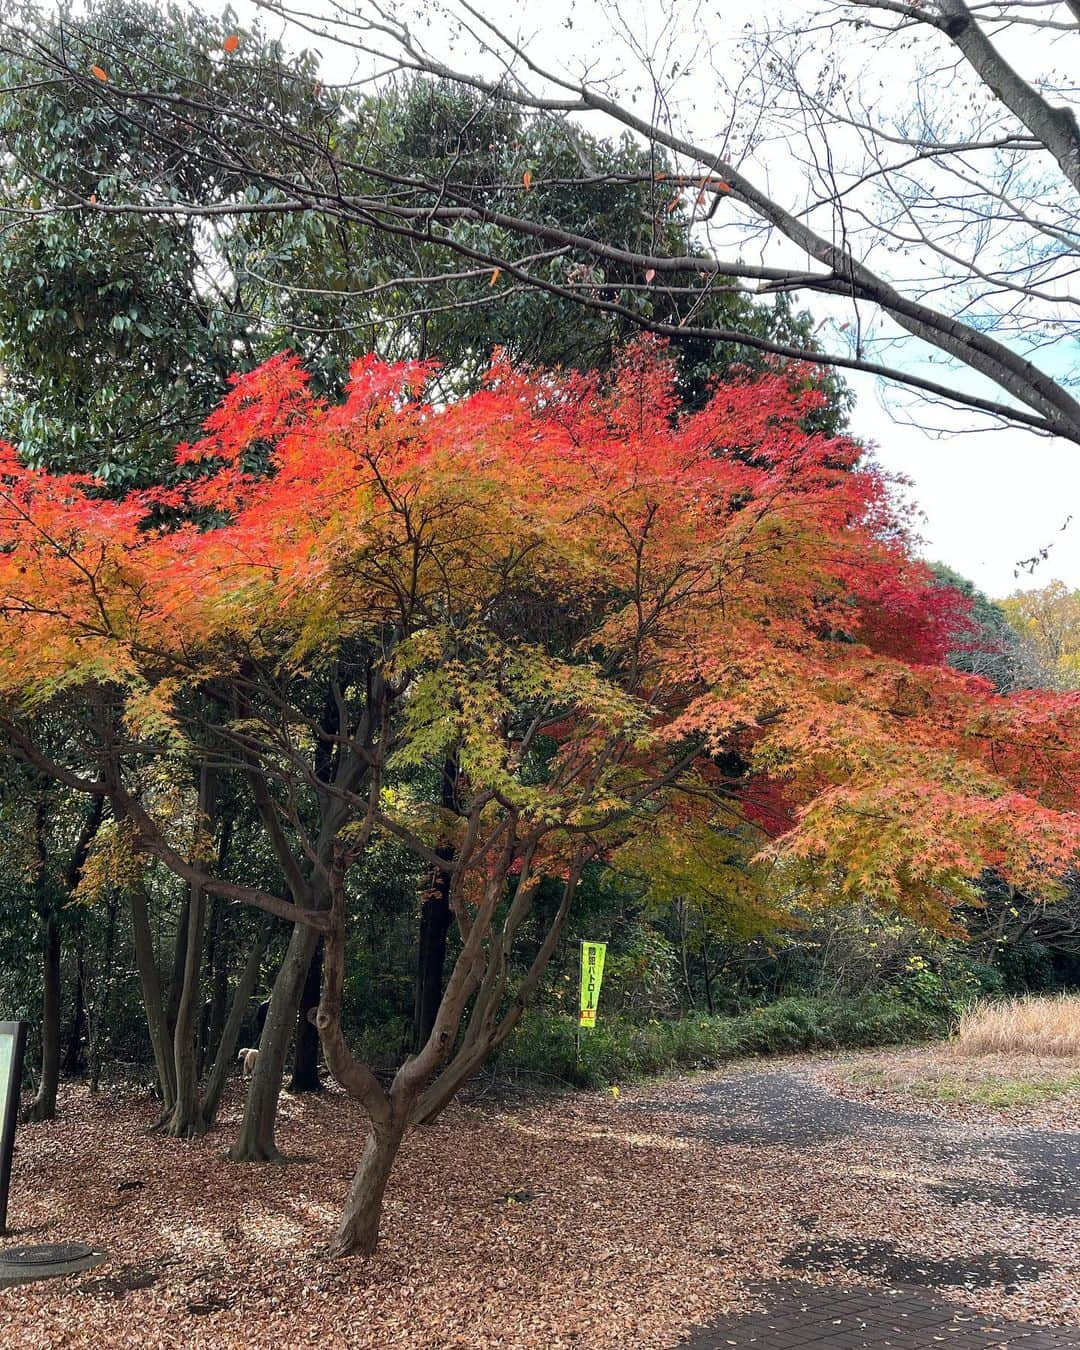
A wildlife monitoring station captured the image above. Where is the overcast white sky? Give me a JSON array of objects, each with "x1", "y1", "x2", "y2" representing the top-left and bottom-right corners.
[
  {"x1": 849, "y1": 377, "x2": 1080, "y2": 596},
  {"x1": 230, "y1": 0, "x2": 1080, "y2": 599}
]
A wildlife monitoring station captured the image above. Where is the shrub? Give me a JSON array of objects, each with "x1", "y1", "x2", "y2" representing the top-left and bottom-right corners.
[{"x1": 497, "y1": 992, "x2": 950, "y2": 1089}]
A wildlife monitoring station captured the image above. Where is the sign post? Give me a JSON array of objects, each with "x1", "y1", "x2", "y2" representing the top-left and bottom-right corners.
[
  {"x1": 578, "y1": 941, "x2": 607, "y2": 1031},
  {"x1": 0, "y1": 1021, "x2": 27, "y2": 1236}
]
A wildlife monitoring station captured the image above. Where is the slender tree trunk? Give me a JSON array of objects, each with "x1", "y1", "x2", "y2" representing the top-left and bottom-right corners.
[
  {"x1": 413, "y1": 757, "x2": 458, "y2": 1052},
  {"x1": 204, "y1": 898, "x2": 229, "y2": 1072},
  {"x1": 166, "y1": 877, "x2": 207, "y2": 1137},
  {"x1": 166, "y1": 768, "x2": 216, "y2": 1138},
  {"x1": 289, "y1": 938, "x2": 323, "y2": 1093},
  {"x1": 330, "y1": 1110, "x2": 409, "y2": 1257},
  {"x1": 230, "y1": 920, "x2": 319, "y2": 1161},
  {"x1": 88, "y1": 895, "x2": 118, "y2": 1093},
  {"x1": 676, "y1": 901, "x2": 695, "y2": 1010},
  {"x1": 24, "y1": 915, "x2": 61, "y2": 1123},
  {"x1": 55, "y1": 795, "x2": 103, "y2": 1084},
  {"x1": 200, "y1": 926, "x2": 271, "y2": 1126},
  {"x1": 701, "y1": 946, "x2": 715, "y2": 1017},
  {"x1": 61, "y1": 945, "x2": 86, "y2": 1077},
  {"x1": 130, "y1": 887, "x2": 176, "y2": 1109},
  {"x1": 164, "y1": 894, "x2": 190, "y2": 1039}
]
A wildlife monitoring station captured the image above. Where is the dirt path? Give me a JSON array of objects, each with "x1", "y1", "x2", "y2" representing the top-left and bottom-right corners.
[
  {"x1": 640, "y1": 1066, "x2": 1080, "y2": 1348},
  {"x1": 0, "y1": 1059, "x2": 1076, "y2": 1348}
]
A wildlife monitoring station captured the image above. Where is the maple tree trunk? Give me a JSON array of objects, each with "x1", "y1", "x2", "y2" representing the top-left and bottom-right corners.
[
  {"x1": 130, "y1": 887, "x2": 176, "y2": 1110},
  {"x1": 330, "y1": 1111, "x2": 408, "y2": 1258},
  {"x1": 413, "y1": 1039, "x2": 490, "y2": 1127},
  {"x1": 24, "y1": 914, "x2": 61, "y2": 1123},
  {"x1": 414, "y1": 857, "x2": 585, "y2": 1128},
  {"x1": 231, "y1": 920, "x2": 319, "y2": 1162},
  {"x1": 288, "y1": 938, "x2": 323, "y2": 1093}
]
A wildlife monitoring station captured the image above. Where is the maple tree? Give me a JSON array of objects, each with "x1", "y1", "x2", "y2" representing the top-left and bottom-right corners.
[{"x1": 0, "y1": 341, "x2": 1077, "y2": 1255}]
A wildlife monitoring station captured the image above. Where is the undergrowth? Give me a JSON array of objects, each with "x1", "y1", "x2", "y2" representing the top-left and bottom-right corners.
[{"x1": 496, "y1": 993, "x2": 950, "y2": 1089}]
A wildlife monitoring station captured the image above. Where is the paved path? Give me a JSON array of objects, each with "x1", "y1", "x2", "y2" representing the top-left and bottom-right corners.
[
  {"x1": 688, "y1": 1282, "x2": 1080, "y2": 1349},
  {"x1": 649, "y1": 1068, "x2": 1080, "y2": 1350}
]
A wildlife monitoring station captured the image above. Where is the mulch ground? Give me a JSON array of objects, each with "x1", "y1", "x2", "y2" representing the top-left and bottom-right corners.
[{"x1": 0, "y1": 1055, "x2": 1077, "y2": 1348}]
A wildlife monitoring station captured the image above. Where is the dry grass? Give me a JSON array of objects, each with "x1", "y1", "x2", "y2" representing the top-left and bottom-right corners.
[{"x1": 953, "y1": 993, "x2": 1080, "y2": 1059}]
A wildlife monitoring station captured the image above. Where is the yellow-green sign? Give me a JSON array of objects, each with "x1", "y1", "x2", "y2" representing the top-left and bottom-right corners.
[{"x1": 579, "y1": 941, "x2": 607, "y2": 1029}]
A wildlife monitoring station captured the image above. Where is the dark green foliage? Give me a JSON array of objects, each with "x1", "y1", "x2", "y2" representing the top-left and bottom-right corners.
[
  {"x1": 0, "y1": 1, "x2": 326, "y2": 480},
  {"x1": 499, "y1": 994, "x2": 951, "y2": 1090},
  {"x1": 0, "y1": 1, "x2": 849, "y2": 484}
]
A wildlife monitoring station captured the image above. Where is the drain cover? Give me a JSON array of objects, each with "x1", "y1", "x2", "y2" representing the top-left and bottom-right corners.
[
  {"x1": 0, "y1": 1243, "x2": 96, "y2": 1266},
  {"x1": 0, "y1": 1242, "x2": 105, "y2": 1288}
]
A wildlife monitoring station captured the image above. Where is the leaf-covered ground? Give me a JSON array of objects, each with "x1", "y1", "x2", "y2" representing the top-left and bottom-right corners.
[{"x1": 1, "y1": 1055, "x2": 1077, "y2": 1348}]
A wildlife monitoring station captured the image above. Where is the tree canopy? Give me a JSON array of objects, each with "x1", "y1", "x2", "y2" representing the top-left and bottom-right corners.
[{"x1": 0, "y1": 339, "x2": 1076, "y2": 1251}]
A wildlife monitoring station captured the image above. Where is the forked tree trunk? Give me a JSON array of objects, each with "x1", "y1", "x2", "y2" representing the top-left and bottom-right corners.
[
  {"x1": 330, "y1": 1109, "x2": 409, "y2": 1258},
  {"x1": 24, "y1": 914, "x2": 61, "y2": 1123},
  {"x1": 230, "y1": 920, "x2": 320, "y2": 1161}
]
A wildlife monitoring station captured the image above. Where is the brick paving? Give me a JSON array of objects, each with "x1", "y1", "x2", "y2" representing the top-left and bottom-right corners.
[{"x1": 685, "y1": 1282, "x2": 1080, "y2": 1349}]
